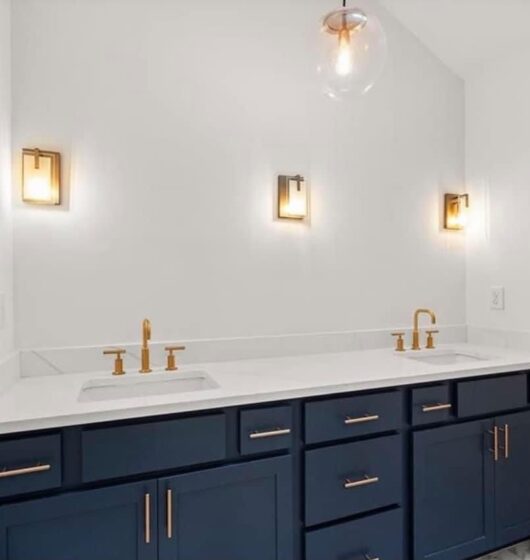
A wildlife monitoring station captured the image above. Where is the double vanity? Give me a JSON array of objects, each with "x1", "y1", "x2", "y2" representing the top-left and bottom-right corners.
[{"x1": 1, "y1": 343, "x2": 530, "y2": 560}]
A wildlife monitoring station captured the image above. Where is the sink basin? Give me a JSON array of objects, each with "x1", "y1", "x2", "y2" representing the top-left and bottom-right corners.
[
  {"x1": 407, "y1": 351, "x2": 490, "y2": 366},
  {"x1": 79, "y1": 371, "x2": 218, "y2": 402}
]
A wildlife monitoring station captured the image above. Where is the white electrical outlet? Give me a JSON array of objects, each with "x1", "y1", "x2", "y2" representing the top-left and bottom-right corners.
[
  {"x1": 490, "y1": 286, "x2": 505, "y2": 310},
  {"x1": 0, "y1": 293, "x2": 5, "y2": 330}
]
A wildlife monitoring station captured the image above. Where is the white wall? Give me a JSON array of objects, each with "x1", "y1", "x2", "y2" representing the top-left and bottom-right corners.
[
  {"x1": 0, "y1": 0, "x2": 14, "y2": 359},
  {"x1": 11, "y1": 0, "x2": 466, "y2": 350},
  {"x1": 466, "y1": 46, "x2": 530, "y2": 333}
]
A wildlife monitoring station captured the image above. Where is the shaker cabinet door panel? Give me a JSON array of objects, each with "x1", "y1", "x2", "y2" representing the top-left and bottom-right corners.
[
  {"x1": 413, "y1": 419, "x2": 495, "y2": 560},
  {"x1": 158, "y1": 456, "x2": 293, "y2": 560},
  {"x1": 0, "y1": 481, "x2": 157, "y2": 560},
  {"x1": 495, "y1": 410, "x2": 530, "y2": 547}
]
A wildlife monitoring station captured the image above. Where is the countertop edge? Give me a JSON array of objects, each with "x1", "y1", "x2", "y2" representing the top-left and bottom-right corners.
[{"x1": 2, "y1": 357, "x2": 530, "y2": 435}]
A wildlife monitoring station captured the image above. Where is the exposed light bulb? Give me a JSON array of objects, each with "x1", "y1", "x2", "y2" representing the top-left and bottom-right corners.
[{"x1": 335, "y1": 30, "x2": 353, "y2": 76}]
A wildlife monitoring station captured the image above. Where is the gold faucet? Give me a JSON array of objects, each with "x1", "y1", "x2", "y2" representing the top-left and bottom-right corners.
[
  {"x1": 412, "y1": 309, "x2": 437, "y2": 350},
  {"x1": 140, "y1": 318, "x2": 152, "y2": 373}
]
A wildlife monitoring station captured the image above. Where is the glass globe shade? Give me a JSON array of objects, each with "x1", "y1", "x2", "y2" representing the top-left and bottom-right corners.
[{"x1": 317, "y1": 4, "x2": 387, "y2": 99}]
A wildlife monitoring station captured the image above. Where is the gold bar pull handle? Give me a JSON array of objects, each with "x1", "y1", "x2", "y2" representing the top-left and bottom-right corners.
[
  {"x1": 249, "y1": 428, "x2": 291, "y2": 440},
  {"x1": 499, "y1": 424, "x2": 509, "y2": 460},
  {"x1": 144, "y1": 493, "x2": 151, "y2": 544},
  {"x1": 344, "y1": 414, "x2": 380, "y2": 426},
  {"x1": 166, "y1": 488, "x2": 173, "y2": 539},
  {"x1": 422, "y1": 403, "x2": 452, "y2": 413},
  {"x1": 489, "y1": 427, "x2": 499, "y2": 462},
  {"x1": 0, "y1": 463, "x2": 51, "y2": 479},
  {"x1": 344, "y1": 475, "x2": 379, "y2": 489}
]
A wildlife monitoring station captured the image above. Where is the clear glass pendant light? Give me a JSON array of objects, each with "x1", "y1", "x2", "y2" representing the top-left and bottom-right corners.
[{"x1": 318, "y1": 0, "x2": 387, "y2": 99}]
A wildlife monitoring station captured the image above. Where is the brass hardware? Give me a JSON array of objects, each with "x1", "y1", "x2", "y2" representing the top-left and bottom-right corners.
[
  {"x1": 344, "y1": 414, "x2": 379, "y2": 425},
  {"x1": 500, "y1": 424, "x2": 509, "y2": 460},
  {"x1": 103, "y1": 348, "x2": 126, "y2": 375},
  {"x1": 166, "y1": 488, "x2": 173, "y2": 539},
  {"x1": 0, "y1": 463, "x2": 51, "y2": 479},
  {"x1": 489, "y1": 427, "x2": 499, "y2": 462},
  {"x1": 422, "y1": 403, "x2": 452, "y2": 413},
  {"x1": 412, "y1": 309, "x2": 437, "y2": 350},
  {"x1": 278, "y1": 174, "x2": 308, "y2": 220},
  {"x1": 140, "y1": 319, "x2": 152, "y2": 373},
  {"x1": 249, "y1": 428, "x2": 292, "y2": 440},
  {"x1": 144, "y1": 493, "x2": 151, "y2": 544},
  {"x1": 165, "y1": 345, "x2": 186, "y2": 371},
  {"x1": 344, "y1": 475, "x2": 379, "y2": 489},
  {"x1": 22, "y1": 148, "x2": 61, "y2": 205},
  {"x1": 444, "y1": 193, "x2": 470, "y2": 231},
  {"x1": 426, "y1": 330, "x2": 439, "y2": 350},
  {"x1": 391, "y1": 332, "x2": 405, "y2": 352}
]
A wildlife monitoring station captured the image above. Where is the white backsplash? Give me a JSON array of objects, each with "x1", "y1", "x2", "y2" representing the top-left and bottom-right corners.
[
  {"x1": 468, "y1": 326, "x2": 530, "y2": 353},
  {"x1": 0, "y1": 351, "x2": 18, "y2": 392},
  {"x1": 18, "y1": 324, "x2": 466, "y2": 378}
]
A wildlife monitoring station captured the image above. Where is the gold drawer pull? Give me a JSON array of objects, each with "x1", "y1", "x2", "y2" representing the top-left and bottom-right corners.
[
  {"x1": 144, "y1": 493, "x2": 151, "y2": 544},
  {"x1": 344, "y1": 475, "x2": 380, "y2": 489},
  {"x1": 0, "y1": 463, "x2": 51, "y2": 479},
  {"x1": 422, "y1": 403, "x2": 452, "y2": 413},
  {"x1": 249, "y1": 428, "x2": 291, "y2": 440},
  {"x1": 344, "y1": 414, "x2": 380, "y2": 425},
  {"x1": 500, "y1": 424, "x2": 509, "y2": 460},
  {"x1": 166, "y1": 488, "x2": 173, "y2": 539}
]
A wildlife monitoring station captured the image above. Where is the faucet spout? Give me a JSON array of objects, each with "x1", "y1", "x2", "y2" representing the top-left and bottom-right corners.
[
  {"x1": 140, "y1": 319, "x2": 152, "y2": 373},
  {"x1": 412, "y1": 309, "x2": 437, "y2": 350}
]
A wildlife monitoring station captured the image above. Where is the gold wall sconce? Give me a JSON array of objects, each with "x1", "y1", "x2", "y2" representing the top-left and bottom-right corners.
[
  {"x1": 444, "y1": 193, "x2": 469, "y2": 231},
  {"x1": 278, "y1": 174, "x2": 309, "y2": 221},
  {"x1": 22, "y1": 148, "x2": 61, "y2": 205}
]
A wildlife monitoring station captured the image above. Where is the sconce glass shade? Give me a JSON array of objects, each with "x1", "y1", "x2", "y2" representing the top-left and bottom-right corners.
[
  {"x1": 444, "y1": 193, "x2": 469, "y2": 231},
  {"x1": 278, "y1": 175, "x2": 308, "y2": 220},
  {"x1": 22, "y1": 148, "x2": 61, "y2": 205},
  {"x1": 318, "y1": 4, "x2": 387, "y2": 99}
]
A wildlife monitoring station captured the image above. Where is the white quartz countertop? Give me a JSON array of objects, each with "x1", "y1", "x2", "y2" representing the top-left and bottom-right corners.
[{"x1": 1, "y1": 343, "x2": 530, "y2": 435}]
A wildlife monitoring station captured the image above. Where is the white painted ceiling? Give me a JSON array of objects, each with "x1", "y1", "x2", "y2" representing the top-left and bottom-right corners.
[{"x1": 378, "y1": 0, "x2": 530, "y2": 78}]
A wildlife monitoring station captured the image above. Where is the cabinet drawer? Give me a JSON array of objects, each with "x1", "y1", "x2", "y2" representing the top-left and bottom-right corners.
[
  {"x1": 457, "y1": 374, "x2": 527, "y2": 418},
  {"x1": 412, "y1": 385, "x2": 453, "y2": 425},
  {"x1": 305, "y1": 391, "x2": 403, "y2": 444},
  {"x1": 240, "y1": 405, "x2": 293, "y2": 456},
  {"x1": 0, "y1": 434, "x2": 62, "y2": 498},
  {"x1": 306, "y1": 508, "x2": 404, "y2": 560},
  {"x1": 82, "y1": 414, "x2": 226, "y2": 482},
  {"x1": 305, "y1": 434, "x2": 403, "y2": 526}
]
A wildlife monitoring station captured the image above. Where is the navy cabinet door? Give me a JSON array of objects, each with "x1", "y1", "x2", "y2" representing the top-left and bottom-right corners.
[
  {"x1": 413, "y1": 419, "x2": 495, "y2": 560},
  {"x1": 0, "y1": 480, "x2": 157, "y2": 560},
  {"x1": 158, "y1": 456, "x2": 293, "y2": 560},
  {"x1": 495, "y1": 410, "x2": 530, "y2": 547}
]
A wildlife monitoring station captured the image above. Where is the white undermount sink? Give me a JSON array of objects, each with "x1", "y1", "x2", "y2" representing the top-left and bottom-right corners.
[
  {"x1": 407, "y1": 351, "x2": 491, "y2": 366},
  {"x1": 79, "y1": 371, "x2": 218, "y2": 402}
]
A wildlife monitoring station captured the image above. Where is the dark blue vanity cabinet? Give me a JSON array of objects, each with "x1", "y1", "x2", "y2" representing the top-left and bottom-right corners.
[
  {"x1": 1, "y1": 371, "x2": 530, "y2": 560},
  {"x1": 158, "y1": 457, "x2": 293, "y2": 560},
  {"x1": 494, "y1": 410, "x2": 530, "y2": 547},
  {"x1": 413, "y1": 419, "x2": 496, "y2": 560},
  {"x1": 414, "y1": 375, "x2": 530, "y2": 560},
  {"x1": 0, "y1": 481, "x2": 157, "y2": 560}
]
